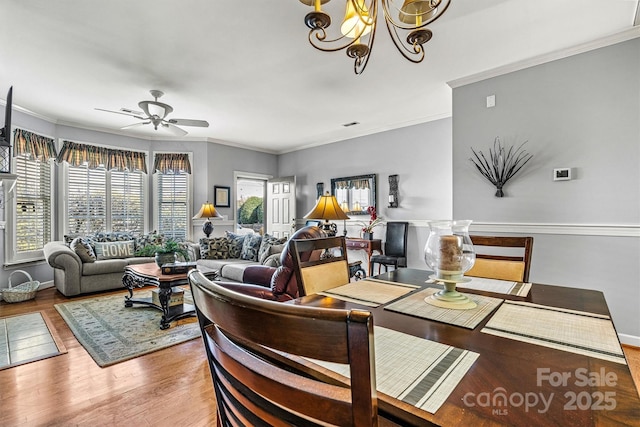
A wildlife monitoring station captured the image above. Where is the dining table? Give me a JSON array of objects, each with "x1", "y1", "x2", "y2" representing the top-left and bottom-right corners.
[{"x1": 289, "y1": 268, "x2": 640, "y2": 426}]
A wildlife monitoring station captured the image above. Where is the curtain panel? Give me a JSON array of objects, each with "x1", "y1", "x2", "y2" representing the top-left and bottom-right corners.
[
  {"x1": 153, "y1": 153, "x2": 191, "y2": 174},
  {"x1": 56, "y1": 140, "x2": 147, "y2": 173},
  {"x1": 13, "y1": 128, "x2": 57, "y2": 161}
]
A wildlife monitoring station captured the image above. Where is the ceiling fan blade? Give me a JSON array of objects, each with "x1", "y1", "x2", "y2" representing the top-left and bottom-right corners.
[
  {"x1": 162, "y1": 123, "x2": 188, "y2": 137},
  {"x1": 121, "y1": 122, "x2": 150, "y2": 130},
  {"x1": 95, "y1": 108, "x2": 145, "y2": 120},
  {"x1": 167, "y1": 118, "x2": 209, "y2": 127}
]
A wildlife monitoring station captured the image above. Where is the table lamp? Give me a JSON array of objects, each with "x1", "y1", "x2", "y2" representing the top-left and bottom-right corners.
[
  {"x1": 192, "y1": 201, "x2": 222, "y2": 238},
  {"x1": 303, "y1": 191, "x2": 350, "y2": 236}
]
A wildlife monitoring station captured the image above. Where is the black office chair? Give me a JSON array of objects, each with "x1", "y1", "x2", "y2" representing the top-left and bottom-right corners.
[{"x1": 369, "y1": 221, "x2": 409, "y2": 275}]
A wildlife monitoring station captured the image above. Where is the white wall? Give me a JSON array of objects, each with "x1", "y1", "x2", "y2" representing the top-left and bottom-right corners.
[{"x1": 451, "y1": 38, "x2": 640, "y2": 342}]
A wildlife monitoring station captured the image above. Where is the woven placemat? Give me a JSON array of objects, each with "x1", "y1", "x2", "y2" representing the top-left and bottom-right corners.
[
  {"x1": 481, "y1": 301, "x2": 626, "y2": 364},
  {"x1": 318, "y1": 279, "x2": 417, "y2": 307},
  {"x1": 456, "y1": 277, "x2": 531, "y2": 296},
  {"x1": 384, "y1": 288, "x2": 503, "y2": 329},
  {"x1": 311, "y1": 326, "x2": 479, "y2": 414}
]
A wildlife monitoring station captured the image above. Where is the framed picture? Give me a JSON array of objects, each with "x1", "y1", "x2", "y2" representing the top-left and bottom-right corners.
[{"x1": 214, "y1": 186, "x2": 230, "y2": 207}]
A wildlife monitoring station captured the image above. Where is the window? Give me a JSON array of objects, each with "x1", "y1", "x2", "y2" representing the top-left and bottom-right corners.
[
  {"x1": 234, "y1": 171, "x2": 269, "y2": 234},
  {"x1": 152, "y1": 152, "x2": 192, "y2": 241},
  {"x1": 155, "y1": 172, "x2": 189, "y2": 240},
  {"x1": 66, "y1": 165, "x2": 145, "y2": 235},
  {"x1": 6, "y1": 156, "x2": 54, "y2": 263},
  {"x1": 60, "y1": 140, "x2": 148, "y2": 237},
  {"x1": 5, "y1": 129, "x2": 56, "y2": 265}
]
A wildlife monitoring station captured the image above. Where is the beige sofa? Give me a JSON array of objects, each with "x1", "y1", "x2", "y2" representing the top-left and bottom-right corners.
[{"x1": 43, "y1": 232, "x2": 285, "y2": 297}]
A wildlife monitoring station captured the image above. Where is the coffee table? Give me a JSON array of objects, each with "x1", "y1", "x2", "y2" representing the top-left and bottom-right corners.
[{"x1": 123, "y1": 262, "x2": 217, "y2": 329}]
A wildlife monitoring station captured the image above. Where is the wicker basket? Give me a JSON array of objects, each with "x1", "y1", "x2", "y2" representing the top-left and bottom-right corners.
[{"x1": 2, "y1": 270, "x2": 40, "y2": 303}]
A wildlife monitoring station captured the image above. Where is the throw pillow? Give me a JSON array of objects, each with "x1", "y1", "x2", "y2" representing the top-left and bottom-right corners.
[
  {"x1": 135, "y1": 230, "x2": 165, "y2": 253},
  {"x1": 240, "y1": 233, "x2": 262, "y2": 261},
  {"x1": 200, "y1": 237, "x2": 230, "y2": 260},
  {"x1": 70, "y1": 237, "x2": 96, "y2": 263},
  {"x1": 93, "y1": 240, "x2": 135, "y2": 260},
  {"x1": 225, "y1": 231, "x2": 246, "y2": 259},
  {"x1": 258, "y1": 234, "x2": 287, "y2": 264},
  {"x1": 262, "y1": 253, "x2": 281, "y2": 267},
  {"x1": 92, "y1": 232, "x2": 135, "y2": 243}
]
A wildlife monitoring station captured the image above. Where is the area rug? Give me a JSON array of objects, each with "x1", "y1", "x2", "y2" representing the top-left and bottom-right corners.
[
  {"x1": 54, "y1": 289, "x2": 200, "y2": 367},
  {"x1": 0, "y1": 311, "x2": 67, "y2": 370}
]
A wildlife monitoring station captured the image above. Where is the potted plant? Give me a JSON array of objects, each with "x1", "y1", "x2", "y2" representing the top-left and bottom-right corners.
[
  {"x1": 136, "y1": 239, "x2": 189, "y2": 268},
  {"x1": 359, "y1": 206, "x2": 384, "y2": 239}
]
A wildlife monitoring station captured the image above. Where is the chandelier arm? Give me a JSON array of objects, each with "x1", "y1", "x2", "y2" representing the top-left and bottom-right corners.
[
  {"x1": 308, "y1": 28, "x2": 368, "y2": 52},
  {"x1": 353, "y1": 0, "x2": 378, "y2": 75},
  {"x1": 384, "y1": 17, "x2": 425, "y2": 63}
]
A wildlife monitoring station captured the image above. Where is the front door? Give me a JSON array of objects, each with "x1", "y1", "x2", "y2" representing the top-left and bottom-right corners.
[{"x1": 266, "y1": 176, "x2": 296, "y2": 238}]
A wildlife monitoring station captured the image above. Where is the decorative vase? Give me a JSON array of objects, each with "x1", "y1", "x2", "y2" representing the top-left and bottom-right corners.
[
  {"x1": 423, "y1": 220, "x2": 477, "y2": 310},
  {"x1": 362, "y1": 232, "x2": 374, "y2": 240},
  {"x1": 155, "y1": 252, "x2": 176, "y2": 268}
]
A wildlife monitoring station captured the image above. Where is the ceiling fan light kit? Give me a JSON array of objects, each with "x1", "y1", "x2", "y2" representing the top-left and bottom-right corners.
[
  {"x1": 299, "y1": 0, "x2": 451, "y2": 74},
  {"x1": 96, "y1": 89, "x2": 209, "y2": 136}
]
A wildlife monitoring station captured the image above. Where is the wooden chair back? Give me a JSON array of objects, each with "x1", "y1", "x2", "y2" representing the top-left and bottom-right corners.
[
  {"x1": 188, "y1": 270, "x2": 378, "y2": 427},
  {"x1": 290, "y1": 236, "x2": 351, "y2": 296},
  {"x1": 467, "y1": 235, "x2": 534, "y2": 282}
]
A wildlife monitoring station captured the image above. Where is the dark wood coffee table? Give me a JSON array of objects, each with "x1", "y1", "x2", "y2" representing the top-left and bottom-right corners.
[{"x1": 123, "y1": 262, "x2": 217, "y2": 329}]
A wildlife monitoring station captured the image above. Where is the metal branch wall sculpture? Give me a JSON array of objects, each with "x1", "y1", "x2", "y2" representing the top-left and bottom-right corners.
[{"x1": 470, "y1": 137, "x2": 533, "y2": 197}]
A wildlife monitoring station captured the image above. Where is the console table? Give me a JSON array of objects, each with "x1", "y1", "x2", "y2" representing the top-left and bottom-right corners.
[{"x1": 346, "y1": 237, "x2": 382, "y2": 277}]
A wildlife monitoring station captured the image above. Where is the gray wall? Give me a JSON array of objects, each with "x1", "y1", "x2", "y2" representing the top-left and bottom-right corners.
[
  {"x1": 452, "y1": 38, "x2": 640, "y2": 340},
  {"x1": 278, "y1": 118, "x2": 453, "y2": 269}
]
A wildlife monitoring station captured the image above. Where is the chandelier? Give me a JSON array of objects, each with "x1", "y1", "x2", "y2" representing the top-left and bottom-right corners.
[{"x1": 299, "y1": 0, "x2": 451, "y2": 74}]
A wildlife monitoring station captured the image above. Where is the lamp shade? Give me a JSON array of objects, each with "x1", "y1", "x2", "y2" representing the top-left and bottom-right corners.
[
  {"x1": 304, "y1": 192, "x2": 350, "y2": 220},
  {"x1": 192, "y1": 202, "x2": 221, "y2": 220}
]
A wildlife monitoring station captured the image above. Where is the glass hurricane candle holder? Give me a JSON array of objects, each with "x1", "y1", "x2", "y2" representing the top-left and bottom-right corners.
[{"x1": 423, "y1": 220, "x2": 477, "y2": 309}]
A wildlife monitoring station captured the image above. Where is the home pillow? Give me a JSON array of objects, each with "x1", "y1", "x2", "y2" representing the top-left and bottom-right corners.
[
  {"x1": 200, "y1": 237, "x2": 230, "y2": 260},
  {"x1": 240, "y1": 233, "x2": 262, "y2": 261},
  {"x1": 93, "y1": 240, "x2": 135, "y2": 260},
  {"x1": 258, "y1": 235, "x2": 287, "y2": 264},
  {"x1": 70, "y1": 237, "x2": 96, "y2": 263},
  {"x1": 225, "y1": 231, "x2": 246, "y2": 259}
]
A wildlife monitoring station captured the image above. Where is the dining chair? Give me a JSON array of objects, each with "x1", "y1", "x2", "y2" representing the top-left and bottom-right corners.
[
  {"x1": 289, "y1": 235, "x2": 352, "y2": 296},
  {"x1": 467, "y1": 235, "x2": 534, "y2": 282},
  {"x1": 188, "y1": 270, "x2": 379, "y2": 427},
  {"x1": 369, "y1": 222, "x2": 409, "y2": 275}
]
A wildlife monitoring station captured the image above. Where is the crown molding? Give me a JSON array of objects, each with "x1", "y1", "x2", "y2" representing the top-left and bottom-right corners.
[{"x1": 447, "y1": 27, "x2": 640, "y2": 89}]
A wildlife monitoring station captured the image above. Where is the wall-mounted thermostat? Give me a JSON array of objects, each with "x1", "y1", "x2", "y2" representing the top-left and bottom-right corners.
[{"x1": 553, "y1": 168, "x2": 572, "y2": 181}]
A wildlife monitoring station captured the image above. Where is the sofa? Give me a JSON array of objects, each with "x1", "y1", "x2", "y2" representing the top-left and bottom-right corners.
[
  {"x1": 43, "y1": 230, "x2": 290, "y2": 297},
  {"x1": 211, "y1": 226, "x2": 327, "y2": 301}
]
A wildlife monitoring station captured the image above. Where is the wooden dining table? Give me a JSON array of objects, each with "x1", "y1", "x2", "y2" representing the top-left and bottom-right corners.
[{"x1": 289, "y1": 268, "x2": 640, "y2": 426}]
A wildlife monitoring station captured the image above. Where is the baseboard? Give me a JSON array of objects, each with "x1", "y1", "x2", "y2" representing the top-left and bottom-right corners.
[
  {"x1": 619, "y1": 333, "x2": 640, "y2": 347},
  {"x1": 38, "y1": 280, "x2": 54, "y2": 290}
]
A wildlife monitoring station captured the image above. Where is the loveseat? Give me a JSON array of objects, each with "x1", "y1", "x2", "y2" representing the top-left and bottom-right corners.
[{"x1": 43, "y1": 230, "x2": 289, "y2": 297}]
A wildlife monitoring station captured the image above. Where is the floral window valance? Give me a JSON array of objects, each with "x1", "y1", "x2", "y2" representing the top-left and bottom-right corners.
[
  {"x1": 56, "y1": 140, "x2": 147, "y2": 173},
  {"x1": 153, "y1": 153, "x2": 191, "y2": 174},
  {"x1": 13, "y1": 128, "x2": 57, "y2": 162}
]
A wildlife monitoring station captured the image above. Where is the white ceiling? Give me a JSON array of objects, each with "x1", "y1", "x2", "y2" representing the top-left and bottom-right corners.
[{"x1": 1, "y1": 0, "x2": 638, "y2": 154}]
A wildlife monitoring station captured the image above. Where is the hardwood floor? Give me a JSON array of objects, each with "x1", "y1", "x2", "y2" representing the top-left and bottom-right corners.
[
  {"x1": 1, "y1": 287, "x2": 639, "y2": 426},
  {"x1": 0, "y1": 287, "x2": 217, "y2": 427}
]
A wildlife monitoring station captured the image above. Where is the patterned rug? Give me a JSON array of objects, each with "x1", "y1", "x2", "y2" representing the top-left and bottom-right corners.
[{"x1": 54, "y1": 288, "x2": 201, "y2": 367}]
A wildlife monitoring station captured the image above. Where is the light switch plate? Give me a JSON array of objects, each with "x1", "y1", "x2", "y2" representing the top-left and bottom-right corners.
[{"x1": 486, "y1": 95, "x2": 496, "y2": 108}]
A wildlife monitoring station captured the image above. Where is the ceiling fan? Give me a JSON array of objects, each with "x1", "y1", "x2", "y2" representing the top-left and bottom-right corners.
[{"x1": 96, "y1": 90, "x2": 209, "y2": 137}]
